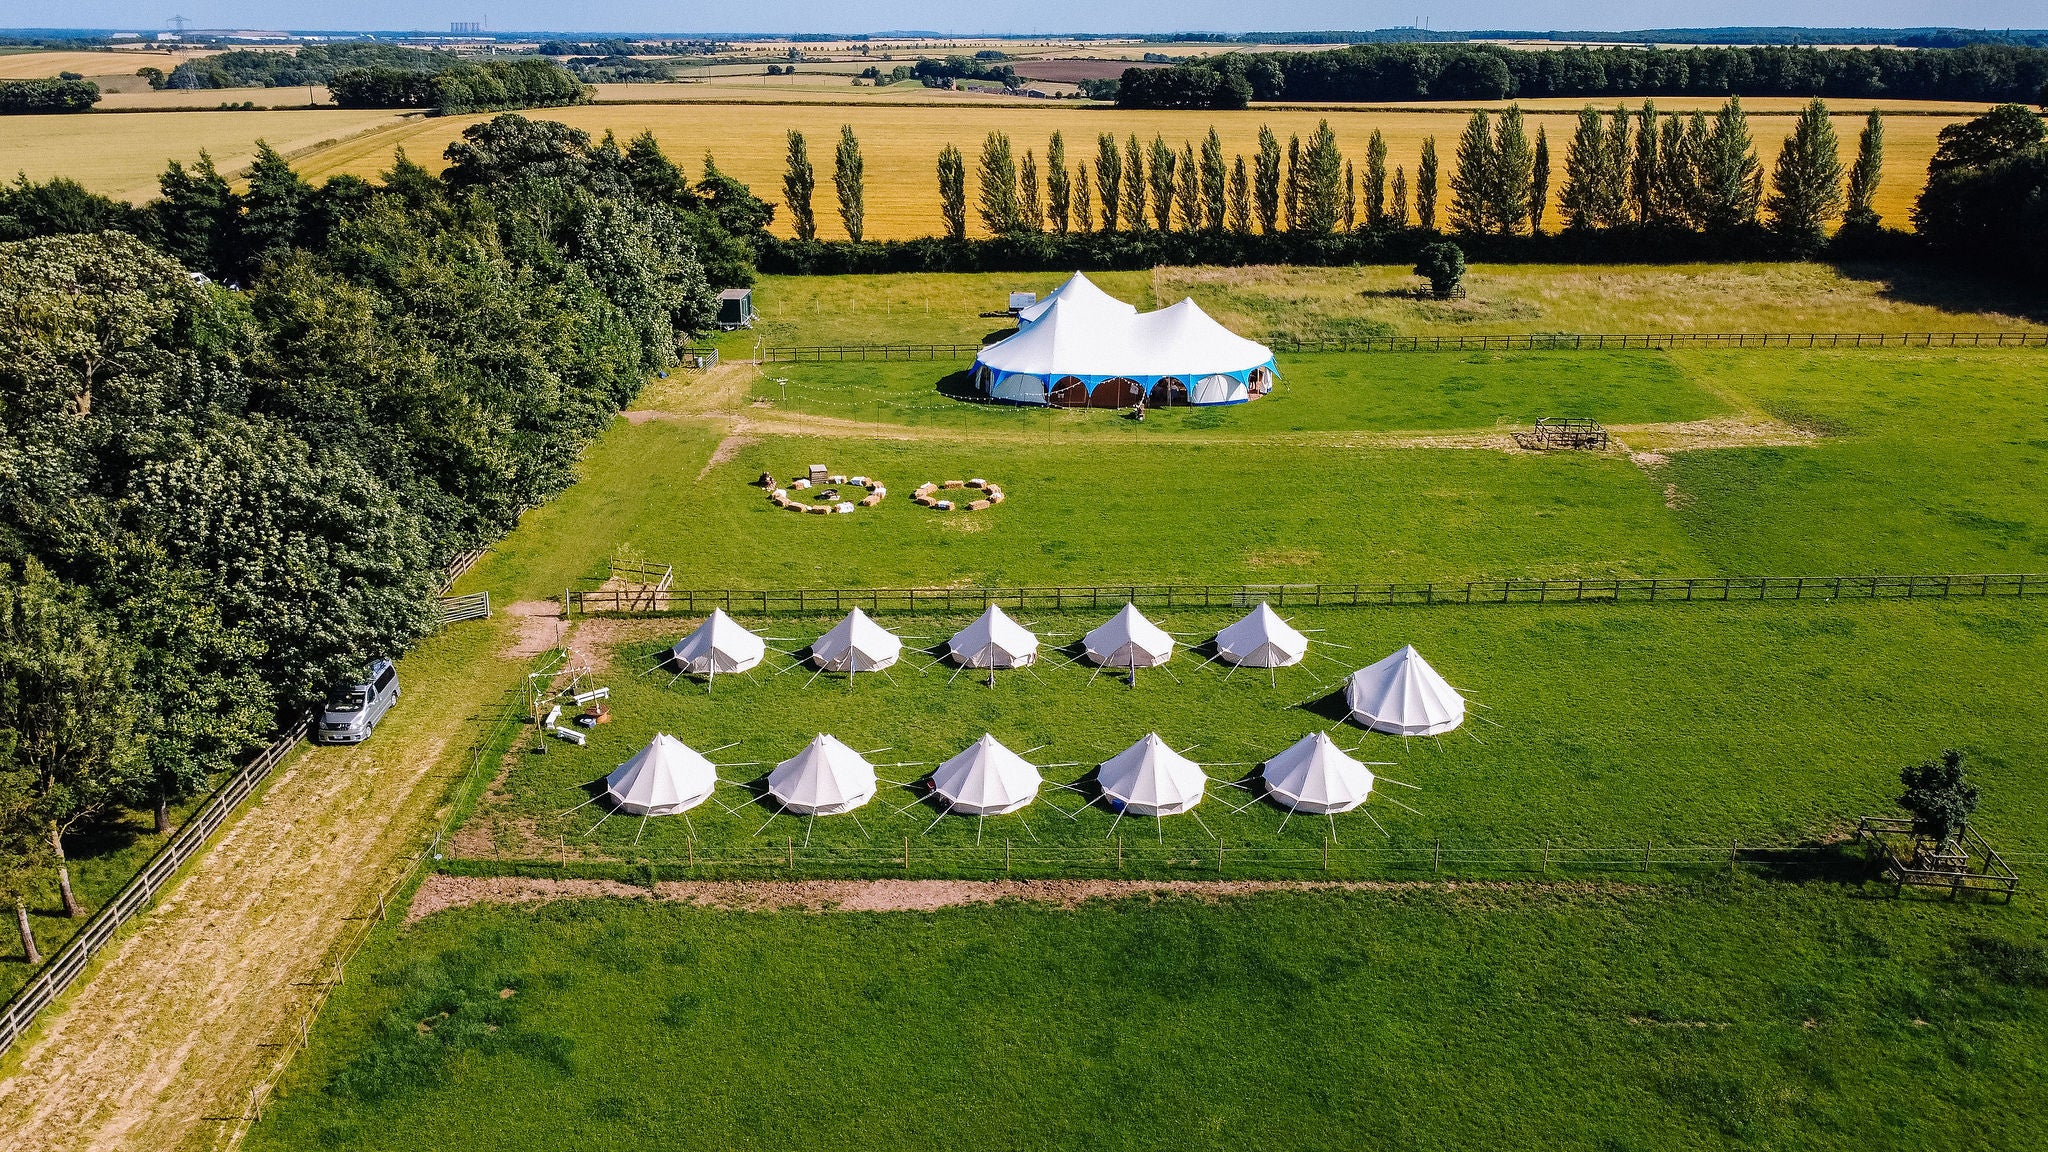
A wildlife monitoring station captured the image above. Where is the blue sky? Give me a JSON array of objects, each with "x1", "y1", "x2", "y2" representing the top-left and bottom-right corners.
[{"x1": 5, "y1": 3, "x2": 2041, "y2": 35}]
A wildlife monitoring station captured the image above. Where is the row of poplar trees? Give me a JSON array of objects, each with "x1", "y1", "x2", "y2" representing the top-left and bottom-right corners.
[{"x1": 778, "y1": 98, "x2": 1883, "y2": 250}]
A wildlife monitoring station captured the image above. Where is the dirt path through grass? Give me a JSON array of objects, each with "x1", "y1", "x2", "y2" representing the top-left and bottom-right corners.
[
  {"x1": 627, "y1": 405, "x2": 1814, "y2": 455},
  {"x1": 408, "y1": 874, "x2": 1647, "y2": 920},
  {"x1": 0, "y1": 619, "x2": 531, "y2": 1152}
]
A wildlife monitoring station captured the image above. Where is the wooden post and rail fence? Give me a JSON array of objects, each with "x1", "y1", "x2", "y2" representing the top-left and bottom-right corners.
[
  {"x1": 754, "y1": 331, "x2": 2048, "y2": 362},
  {"x1": 566, "y1": 572, "x2": 2047, "y2": 617}
]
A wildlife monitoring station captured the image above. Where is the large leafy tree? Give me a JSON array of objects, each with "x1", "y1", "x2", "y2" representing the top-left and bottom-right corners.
[{"x1": 0, "y1": 561, "x2": 139, "y2": 918}]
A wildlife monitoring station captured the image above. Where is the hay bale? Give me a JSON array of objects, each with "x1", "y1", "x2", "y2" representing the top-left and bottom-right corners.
[
  {"x1": 805, "y1": 503, "x2": 831, "y2": 515},
  {"x1": 836, "y1": 502, "x2": 856, "y2": 514},
  {"x1": 850, "y1": 475, "x2": 869, "y2": 486},
  {"x1": 914, "y1": 483, "x2": 937, "y2": 498},
  {"x1": 869, "y1": 486, "x2": 886, "y2": 499},
  {"x1": 987, "y1": 490, "x2": 1005, "y2": 504},
  {"x1": 859, "y1": 494, "x2": 881, "y2": 507},
  {"x1": 967, "y1": 499, "x2": 991, "y2": 511},
  {"x1": 941, "y1": 479, "x2": 965, "y2": 490},
  {"x1": 828, "y1": 474, "x2": 847, "y2": 485},
  {"x1": 967, "y1": 477, "x2": 986, "y2": 488},
  {"x1": 791, "y1": 478, "x2": 812, "y2": 490},
  {"x1": 935, "y1": 500, "x2": 955, "y2": 511},
  {"x1": 915, "y1": 496, "x2": 936, "y2": 507}
]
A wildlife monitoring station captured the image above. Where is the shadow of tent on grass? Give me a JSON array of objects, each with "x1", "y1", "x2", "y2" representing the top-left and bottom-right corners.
[{"x1": 935, "y1": 368, "x2": 981, "y2": 402}]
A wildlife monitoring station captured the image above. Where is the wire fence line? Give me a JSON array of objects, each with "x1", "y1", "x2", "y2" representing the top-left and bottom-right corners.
[
  {"x1": 568, "y1": 572, "x2": 2047, "y2": 617},
  {"x1": 443, "y1": 834, "x2": 2045, "y2": 882},
  {"x1": 754, "y1": 332, "x2": 2048, "y2": 362},
  {"x1": 0, "y1": 716, "x2": 310, "y2": 1060}
]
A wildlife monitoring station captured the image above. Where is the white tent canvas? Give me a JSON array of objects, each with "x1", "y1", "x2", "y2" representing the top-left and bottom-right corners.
[
  {"x1": 1097, "y1": 733, "x2": 1206, "y2": 816},
  {"x1": 973, "y1": 278, "x2": 1276, "y2": 408},
  {"x1": 1213, "y1": 602, "x2": 1309, "y2": 668},
  {"x1": 810, "y1": 607, "x2": 903, "y2": 673},
  {"x1": 768, "y1": 734, "x2": 877, "y2": 815},
  {"x1": 948, "y1": 605, "x2": 1039, "y2": 669},
  {"x1": 1346, "y1": 645, "x2": 1465, "y2": 736},
  {"x1": 1263, "y1": 731, "x2": 1374, "y2": 814},
  {"x1": 604, "y1": 733, "x2": 718, "y2": 815},
  {"x1": 931, "y1": 734, "x2": 1042, "y2": 816},
  {"x1": 1083, "y1": 604, "x2": 1174, "y2": 669},
  {"x1": 671, "y1": 608, "x2": 767, "y2": 676},
  {"x1": 1016, "y1": 272, "x2": 1137, "y2": 327}
]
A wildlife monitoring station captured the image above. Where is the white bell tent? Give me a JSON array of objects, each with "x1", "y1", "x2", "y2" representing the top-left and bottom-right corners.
[
  {"x1": 1345, "y1": 645, "x2": 1466, "y2": 736},
  {"x1": 1213, "y1": 602, "x2": 1309, "y2": 669},
  {"x1": 1083, "y1": 604, "x2": 1175, "y2": 670},
  {"x1": 1097, "y1": 733, "x2": 1206, "y2": 817},
  {"x1": 768, "y1": 734, "x2": 878, "y2": 815},
  {"x1": 810, "y1": 607, "x2": 904, "y2": 674},
  {"x1": 930, "y1": 733, "x2": 1043, "y2": 816},
  {"x1": 603, "y1": 733, "x2": 719, "y2": 816},
  {"x1": 972, "y1": 274, "x2": 1277, "y2": 409},
  {"x1": 947, "y1": 605, "x2": 1039, "y2": 669},
  {"x1": 670, "y1": 609, "x2": 767, "y2": 678},
  {"x1": 1262, "y1": 732, "x2": 1375, "y2": 815}
]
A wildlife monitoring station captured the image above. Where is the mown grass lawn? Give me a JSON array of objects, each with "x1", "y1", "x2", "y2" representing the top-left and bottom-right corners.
[
  {"x1": 754, "y1": 349, "x2": 1731, "y2": 431},
  {"x1": 248, "y1": 883, "x2": 2048, "y2": 1152},
  {"x1": 456, "y1": 599, "x2": 2048, "y2": 875},
  {"x1": 310, "y1": 266, "x2": 2048, "y2": 1152}
]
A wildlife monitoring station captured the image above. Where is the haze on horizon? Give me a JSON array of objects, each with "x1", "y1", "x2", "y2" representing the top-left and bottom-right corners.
[{"x1": 3, "y1": 1, "x2": 2041, "y2": 36}]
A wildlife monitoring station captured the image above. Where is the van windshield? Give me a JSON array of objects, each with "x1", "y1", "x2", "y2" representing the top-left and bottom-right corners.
[{"x1": 326, "y1": 689, "x2": 369, "y2": 713}]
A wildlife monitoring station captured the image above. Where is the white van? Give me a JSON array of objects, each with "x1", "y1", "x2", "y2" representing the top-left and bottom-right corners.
[{"x1": 315, "y1": 658, "x2": 401, "y2": 745}]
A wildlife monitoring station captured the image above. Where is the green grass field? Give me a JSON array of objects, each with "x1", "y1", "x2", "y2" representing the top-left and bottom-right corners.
[
  {"x1": 254, "y1": 264, "x2": 2048, "y2": 1150},
  {"x1": 248, "y1": 884, "x2": 2048, "y2": 1152},
  {"x1": 448, "y1": 598, "x2": 2048, "y2": 875}
]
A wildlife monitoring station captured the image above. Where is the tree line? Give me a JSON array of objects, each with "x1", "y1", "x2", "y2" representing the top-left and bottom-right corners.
[
  {"x1": 772, "y1": 98, "x2": 1883, "y2": 257},
  {"x1": 0, "y1": 114, "x2": 770, "y2": 961},
  {"x1": 0, "y1": 78, "x2": 101, "y2": 114},
  {"x1": 1113, "y1": 42, "x2": 2048, "y2": 107},
  {"x1": 328, "y1": 58, "x2": 592, "y2": 114}
]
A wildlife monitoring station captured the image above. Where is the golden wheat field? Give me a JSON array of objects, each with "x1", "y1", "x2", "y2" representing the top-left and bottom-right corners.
[
  {"x1": 0, "y1": 110, "x2": 411, "y2": 203},
  {"x1": 0, "y1": 49, "x2": 198, "y2": 79},
  {"x1": 0, "y1": 101, "x2": 1971, "y2": 237},
  {"x1": 292, "y1": 103, "x2": 1964, "y2": 238}
]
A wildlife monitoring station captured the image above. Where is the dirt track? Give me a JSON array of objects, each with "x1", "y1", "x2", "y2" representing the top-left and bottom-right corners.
[
  {"x1": 408, "y1": 874, "x2": 1646, "y2": 921},
  {"x1": 0, "y1": 619, "x2": 529, "y2": 1152}
]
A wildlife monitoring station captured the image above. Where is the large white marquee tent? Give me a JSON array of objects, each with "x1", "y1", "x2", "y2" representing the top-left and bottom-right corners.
[
  {"x1": 972, "y1": 273, "x2": 1277, "y2": 408},
  {"x1": 670, "y1": 608, "x2": 767, "y2": 678},
  {"x1": 810, "y1": 607, "x2": 904, "y2": 674},
  {"x1": 930, "y1": 734, "x2": 1043, "y2": 816},
  {"x1": 604, "y1": 733, "x2": 719, "y2": 816},
  {"x1": 1345, "y1": 645, "x2": 1466, "y2": 736},
  {"x1": 769, "y1": 734, "x2": 878, "y2": 815},
  {"x1": 1097, "y1": 733, "x2": 1207, "y2": 816}
]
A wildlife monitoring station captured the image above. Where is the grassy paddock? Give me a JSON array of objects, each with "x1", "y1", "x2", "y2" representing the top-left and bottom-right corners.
[
  {"x1": 247, "y1": 884, "x2": 2048, "y2": 1151},
  {"x1": 731, "y1": 263, "x2": 2048, "y2": 353},
  {"x1": 753, "y1": 350, "x2": 1730, "y2": 430},
  {"x1": 454, "y1": 599, "x2": 2048, "y2": 875}
]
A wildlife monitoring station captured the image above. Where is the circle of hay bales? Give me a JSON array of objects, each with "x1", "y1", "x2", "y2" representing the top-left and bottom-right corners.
[
  {"x1": 758, "y1": 470, "x2": 886, "y2": 515},
  {"x1": 912, "y1": 478, "x2": 1005, "y2": 512}
]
